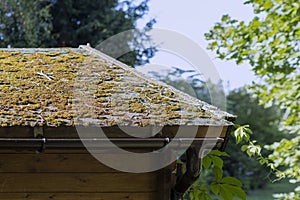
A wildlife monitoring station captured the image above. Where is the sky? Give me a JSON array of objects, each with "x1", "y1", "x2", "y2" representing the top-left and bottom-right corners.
[{"x1": 136, "y1": 0, "x2": 257, "y2": 90}]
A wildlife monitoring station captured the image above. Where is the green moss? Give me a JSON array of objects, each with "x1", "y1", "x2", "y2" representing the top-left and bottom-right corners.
[
  {"x1": 0, "y1": 49, "x2": 87, "y2": 127},
  {"x1": 0, "y1": 48, "x2": 233, "y2": 128}
]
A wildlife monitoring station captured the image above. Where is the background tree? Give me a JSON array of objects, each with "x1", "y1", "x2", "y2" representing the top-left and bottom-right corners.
[
  {"x1": 205, "y1": 0, "x2": 300, "y2": 198},
  {"x1": 0, "y1": 0, "x2": 155, "y2": 65},
  {"x1": 0, "y1": 0, "x2": 53, "y2": 47}
]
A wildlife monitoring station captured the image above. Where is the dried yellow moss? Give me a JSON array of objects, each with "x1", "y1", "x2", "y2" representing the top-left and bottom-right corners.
[
  {"x1": 0, "y1": 48, "x2": 227, "y2": 128},
  {"x1": 0, "y1": 49, "x2": 86, "y2": 127}
]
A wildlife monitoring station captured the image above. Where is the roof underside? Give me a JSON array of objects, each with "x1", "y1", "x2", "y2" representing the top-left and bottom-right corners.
[{"x1": 0, "y1": 47, "x2": 235, "y2": 128}]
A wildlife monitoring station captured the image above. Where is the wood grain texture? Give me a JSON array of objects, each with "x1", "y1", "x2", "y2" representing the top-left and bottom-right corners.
[
  {"x1": 0, "y1": 193, "x2": 158, "y2": 200},
  {"x1": 0, "y1": 153, "x2": 115, "y2": 173},
  {"x1": 0, "y1": 153, "x2": 176, "y2": 172},
  {"x1": 0, "y1": 173, "x2": 157, "y2": 193}
]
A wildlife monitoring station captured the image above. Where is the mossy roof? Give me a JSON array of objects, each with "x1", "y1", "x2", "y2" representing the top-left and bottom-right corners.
[{"x1": 0, "y1": 46, "x2": 235, "y2": 128}]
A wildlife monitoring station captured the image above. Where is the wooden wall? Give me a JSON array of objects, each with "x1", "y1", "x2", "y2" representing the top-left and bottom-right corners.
[{"x1": 0, "y1": 150, "x2": 174, "y2": 200}]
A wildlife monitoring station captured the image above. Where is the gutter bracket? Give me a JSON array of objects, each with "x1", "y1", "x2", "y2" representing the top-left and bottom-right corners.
[
  {"x1": 34, "y1": 126, "x2": 43, "y2": 138},
  {"x1": 37, "y1": 135, "x2": 46, "y2": 153},
  {"x1": 171, "y1": 144, "x2": 202, "y2": 200},
  {"x1": 34, "y1": 127, "x2": 46, "y2": 152}
]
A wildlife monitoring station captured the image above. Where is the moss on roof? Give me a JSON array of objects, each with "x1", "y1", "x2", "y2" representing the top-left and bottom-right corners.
[{"x1": 0, "y1": 47, "x2": 235, "y2": 128}]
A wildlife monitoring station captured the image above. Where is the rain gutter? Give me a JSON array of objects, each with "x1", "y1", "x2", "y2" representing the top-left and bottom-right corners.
[{"x1": 0, "y1": 137, "x2": 224, "y2": 151}]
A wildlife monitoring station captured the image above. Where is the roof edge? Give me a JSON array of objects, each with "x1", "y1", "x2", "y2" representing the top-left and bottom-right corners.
[{"x1": 79, "y1": 45, "x2": 236, "y2": 122}]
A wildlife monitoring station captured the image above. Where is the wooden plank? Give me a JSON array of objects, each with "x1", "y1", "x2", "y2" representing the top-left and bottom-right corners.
[
  {"x1": 0, "y1": 149, "x2": 90, "y2": 154},
  {"x1": 0, "y1": 193, "x2": 158, "y2": 200},
  {"x1": 0, "y1": 153, "x2": 176, "y2": 173},
  {"x1": 162, "y1": 125, "x2": 228, "y2": 138},
  {"x1": 0, "y1": 127, "x2": 33, "y2": 138},
  {"x1": 157, "y1": 167, "x2": 172, "y2": 200},
  {"x1": 0, "y1": 154, "x2": 116, "y2": 173},
  {"x1": 0, "y1": 148, "x2": 160, "y2": 154},
  {"x1": 0, "y1": 173, "x2": 157, "y2": 193}
]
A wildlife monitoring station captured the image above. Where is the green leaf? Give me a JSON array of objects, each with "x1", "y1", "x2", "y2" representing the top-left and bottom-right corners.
[
  {"x1": 202, "y1": 156, "x2": 212, "y2": 170},
  {"x1": 258, "y1": 157, "x2": 269, "y2": 165},
  {"x1": 221, "y1": 177, "x2": 243, "y2": 187},
  {"x1": 211, "y1": 183, "x2": 221, "y2": 195},
  {"x1": 220, "y1": 185, "x2": 234, "y2": 200},
  {"x1": 222, "y1": 184, "x2": 246, "y2": 200},
  {"x1": 221, "y1": 15, "x2": 230, "y2": 22},
  {"x1": 210, "y1": 150, "x2": 229, "y2": 157},
  {"x1": 234, "y1": 124, "x2": 241, "y2": 128},
  {"x1": 241, "y1": 145, "x2": 248, "y2": 152},
  {"x1": 263, "y1": 0, "x2": 274, "y2": 10},
  {"x1": 213, "y1": 166, "x2": 223, "y2": 181},
  {"x1": 233, "y1": 125, "x2": 252, "y2": 144},
  {"x1": 244, "y1": 127, "x2": 253, "y2": 135},
  {"x1": 211, "y1": 156, "x2": 224, "y2": 169}
]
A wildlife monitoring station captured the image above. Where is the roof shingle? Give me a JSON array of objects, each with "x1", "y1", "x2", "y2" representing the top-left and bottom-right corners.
[{"x1": 0, "y1": 46, "x2": 235, "y2": 128}]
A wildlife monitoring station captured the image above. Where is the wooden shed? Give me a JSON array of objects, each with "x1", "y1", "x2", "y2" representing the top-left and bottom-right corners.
[{"x1": 0, "y1": 46, "x2": 235, "y2": 200}]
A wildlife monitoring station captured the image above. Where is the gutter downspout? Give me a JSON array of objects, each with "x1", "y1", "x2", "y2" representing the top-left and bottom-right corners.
[
  {"x1": 172, "y1": 146, "x2": 202, "y2": 199},
  {"x1": 171, "y1": 142, "x2": 220, "y2": 200}
]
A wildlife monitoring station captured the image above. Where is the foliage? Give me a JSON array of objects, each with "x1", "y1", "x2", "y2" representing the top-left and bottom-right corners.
[
  {"x1": 225, "y1": 88, "x2": 284, "y2": 190},
  {"x1": 0, "y1": 0, "x2": 155, "y2": 66},
  {"x1": 0, "y1": 0, "x2": 53, "y2": 47},
  {"x1": 185, "y1": 150, "x2": 246, "y2": 200},
  {"x1": 205, "y1": 0, "x2": 300, "y2": 198},
  {"x1": 233, "y1": 124, "x2": 299, "y2": 199}
]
